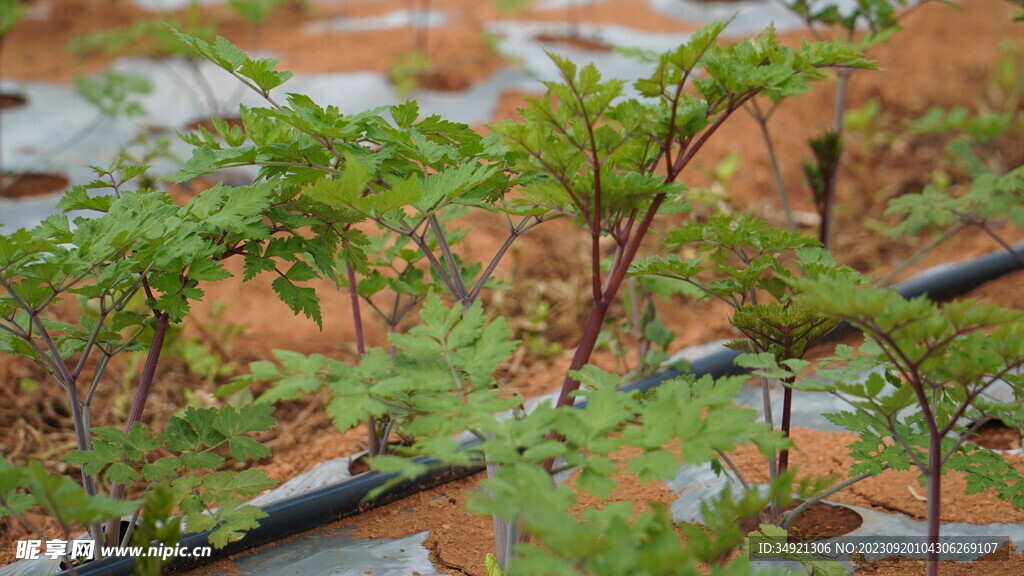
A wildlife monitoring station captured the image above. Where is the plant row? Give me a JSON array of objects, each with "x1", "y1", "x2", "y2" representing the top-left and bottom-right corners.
[{"x1": 1, "y1": 3, "x2": 1024, "y2": 576}]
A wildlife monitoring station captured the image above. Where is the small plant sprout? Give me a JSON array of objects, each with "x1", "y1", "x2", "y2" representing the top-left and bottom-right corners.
[
  {"x1": 750, "y1": 0, "x2": 934, "y2": 246},
  {"x1": 71, "y1": 0, "x2": 242, "y2": 119},
  {"x1": 884, "y1": 166, "x2": 1024, "y2": 283},
  {"x1": 802, "y1": 130, "x2": 843, "y2": 245},
  {"x1": 908, "y1": 42, "x2": 1023, "y2": 179},
  {"x1": 630, "y1": 213, "x2": 865, "y2": 523},
  {"x1": 791, "y1": 274, "x2": 1024, "y2": 576}
]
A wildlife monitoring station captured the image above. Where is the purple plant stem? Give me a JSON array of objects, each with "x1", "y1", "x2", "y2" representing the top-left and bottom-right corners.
[
  {"x1": 106, "y1": 311, "x2": 170, "y2": 546},
  {"x1": 552, "y1": 195, "x2": 666, "y2": 411},
  {"x1": 777, "y1": 378, "x2": 795, "y2": 474},
  {"x1": 926, "y1": 435, "x2": 941, "y2": 576},
  {"x1": 347, "y1": 261, "x2": 381, "y2": 456},
  {"x1": 550, "y1": 95, "x2": 757, "y2": 413}
]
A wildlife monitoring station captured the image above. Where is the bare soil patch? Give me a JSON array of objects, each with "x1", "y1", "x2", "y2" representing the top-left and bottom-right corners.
[{"x1": 0, "y1": 172, "x2": 68, "y2": 198}]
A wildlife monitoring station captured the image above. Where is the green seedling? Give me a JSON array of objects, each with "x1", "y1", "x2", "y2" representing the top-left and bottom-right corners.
[
  {"x1": 791, "y1": 274, "x2": 1024, "y2": 576},
  {"x1": 171, "y1": 30, "x2": 552, "y2": 457},
  {"x1": 0, "y1": 149, "x2": 346, "y2": 553},
  {"x1": 908, "y1": 42, "x2": 1023, "y2": 178},
  {"x1": 748, "y1": 0, "x2": 934, "y2": 246},
  {"x1": 631, "y1": 214, "x2": 864, "y2": 524},
  {"x1": 519, "y1": 22, "x2": 872, "y2": 420},
  {"x1": 885, "y1": 166, "x2": 1024, "y2": 281}
]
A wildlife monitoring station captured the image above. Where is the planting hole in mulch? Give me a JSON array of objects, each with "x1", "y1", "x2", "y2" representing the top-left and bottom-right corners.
[
  {"x1": 741, "y1": 501, "x2": 864, "y2": 542},
  {"x1": 787, "y1": 501, "x2": 864, "y2": 542},
  {"x1": 970, "y1": 420, "x2": 1023, "y2": 451},
  {"x1": 348, "y1": 457, "x2": 372, "y2": 476},
  {"x1": 0, "y1": 93, "x2": 26, "y2": 110},
  {"x1": 348, "y1": 440, "x2": 416, "y2": 475},
  {"x1": 535, "y1": 33, "x2": 611, "y2": 52},
  {"x1": 185, "y1": 116, "x2": 245, "y2": 133},
  {"x1": 416, "y1": 69, "x2": 475, "y2": 92},
  {"x1": 0, "y1": 172, "x2": 69, "y2": 198}
]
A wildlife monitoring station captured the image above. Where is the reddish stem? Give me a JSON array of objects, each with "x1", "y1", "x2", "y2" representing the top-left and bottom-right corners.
[
  {"x1": 778, "y1": 379, "x2": 795, "y2": 474},
  {"x1": 926, "y1": 434, "x2": 942, "y2": 576},
  {"x1": 552, "y1": 195, "x2": 666, "y2": 411},
  {"x1": 122, "y1": 313, "x2": 171, "y2": 432},
  {"x1": 347, "y1": 263, "x2": 367, "y2": 358},
  {"x1": 347, "y1": 261, "x2": 381, "y2": 456},
  {"x1": 106, "y1": 310, "x2": 170, "y2": 546}
]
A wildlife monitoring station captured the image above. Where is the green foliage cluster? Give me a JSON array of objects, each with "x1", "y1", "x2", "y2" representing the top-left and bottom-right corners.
[
  {"x1": 160, "y1": 17, "x2": 875, "y2": 575},
  {"x1": 785, "y1": 0, "x2": 919, "y2": 36},
  {"x1": 885, "y1": 44, "x2": 1024, "y2": 274},
  {"x1": 292, "y1": 294, "x2": 792, "y2": 575},
  {"x1": 887, "y1": 166, "x2": 1024, "y2": 240},
  {"x1": 8, "y1": 3, "x2": 1024, "y2": 575},
  {"x1": 907, "y1": 43, "x2": 1023, "y2": 178},
  {"x1": 233, "y1": 296, "x2": 519, "y2": 455},
  {"x1": 788, "y1": 274, "x2": 1024, "y2": 570},
  {"x1": 0, "y1": 0, "x2": 24, "y2": 38},
  {"x1": 0, "y1": 459, "x2": 137, "y2": 546},
  {"x1": 630, "y1": 214, "x2": 854, "y2": 364},
  {"x1": 630, "y1": 213, "x2": 863, "y2": 526},
  {"x1": 0, "y1": 154, "x2": 322, "y2": 554},
  {"x1": 460, "y1": 368, "x2": 794, "y2": 576},
  {"x1": 833, "y1": 41, "x2": 1021, "y2": 294},
  {"x1": 167, "y1": 29, "x2": 535, "y2": 310},
  {"x1": 64, "y1": 404, "x2": 277, "y2": 547},
  {"x1": 166, "y1": 27, "x2": 549, "y2": 458}
]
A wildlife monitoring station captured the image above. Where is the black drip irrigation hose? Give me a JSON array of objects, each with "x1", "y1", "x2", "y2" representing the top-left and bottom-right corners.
[
  {"x1": 57, "y1": 240, "x2": 1024, "y2": 576},
  {"x1": 622, "y1": 239, "x2": 1024, "y2": 395},
  {"x1": 65, "y1": 461, "x2": 480, "y2": 576}
]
